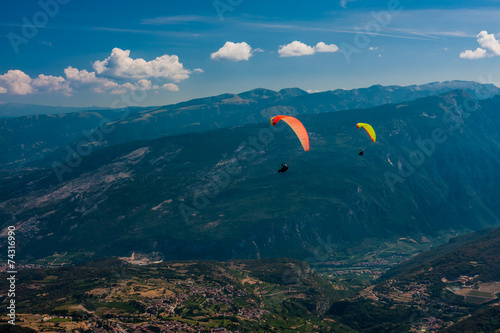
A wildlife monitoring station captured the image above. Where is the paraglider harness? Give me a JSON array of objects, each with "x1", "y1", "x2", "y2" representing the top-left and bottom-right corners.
[{"x1": 278, "y1": 163, "x2": 288, "y2": 173}]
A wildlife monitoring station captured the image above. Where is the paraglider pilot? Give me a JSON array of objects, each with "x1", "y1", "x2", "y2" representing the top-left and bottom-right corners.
[{"x1": 278, "y1": 163, "x2": 288, "y2": 173}]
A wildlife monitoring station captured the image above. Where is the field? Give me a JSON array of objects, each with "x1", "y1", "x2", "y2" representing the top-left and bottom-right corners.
[{"x1": 453, "y1": 282, "x2": 500, "y2": 304}]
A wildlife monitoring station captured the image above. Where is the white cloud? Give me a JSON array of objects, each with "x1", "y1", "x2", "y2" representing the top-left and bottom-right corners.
[
  {"x1": 0, "y1": 48, "x2": 190, "y2": 96},
  {"x1": 278, "y1": 41, "x2": 339, "y2": 57},
  {"x1": 32, "y1": 74, "x2": 71, "y2": 94},
  {"x1": 131, "y1": 79, "x2": 178, "y2": 92},
  {"x1": 93, "y1": 47, "x2": 191, "y2": 81},
  {"x1": 0, "y1": 70, "x2": 34, "y2": 95},
  {"x1": 0, "y1": 66, "x2": 183, "y2": 96},
  {"x1": 160, "y1": 83, "x2": 179, "y2": 91},
  {"x1": 460, "y1": 31, "x2": 500, "y2": 59},
  {"x1": 132, "y1": 79, "x2": 151, "y2": 91},
  {"x1": 0, "y1": 70, "x2": 70, "y2": 95},
  {"x1": 315, "y1": 42, "x2": 339, "y2": 53},
  {"x1": 65, "y1": 66, "x2": 106, "y2": 84},
  {"x1": 64, "y1": 66, "x2": 123, "y2": 93},
  {"x1": 477, "y1": 31, "x2": 500, "y2": 55},
  {"x1": 193, "y1": 68, "x2": 204, "y2": 73},
  {"x1": 210, "y1": 42, "x2": 254, "y2": 61},
  {"x1": 64, "y1": 67, "x2": 181, "y2": 94},
  {"x1": 279, "y1": 41, "x2": 315, "y2": 57},
  {"x1": 460, "y1": 48, "x2": 487, "y2": 59}
]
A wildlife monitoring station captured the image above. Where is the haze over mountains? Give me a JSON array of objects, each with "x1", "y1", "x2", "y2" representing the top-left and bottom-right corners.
[
  {"x1": 1, "y1": 81, "x2": 500, "y2": 262},
  {"x1": 2, "y1": 80, "x2": 500, "y2": 171},
  {"x1": 0, "y1": 103, "x2": 114, "y2": 118}
]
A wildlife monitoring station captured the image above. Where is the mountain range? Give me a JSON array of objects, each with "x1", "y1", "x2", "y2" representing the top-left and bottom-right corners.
[
  {"x1": 2, "y1": 80, "x2": 500, "y2": 171},
  {"x1": 1, "y1": 85, "x2": 500, "y2": 262}
]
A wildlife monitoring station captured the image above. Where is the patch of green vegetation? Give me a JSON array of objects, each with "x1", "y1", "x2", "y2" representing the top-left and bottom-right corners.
[
  {"x1": 441, "y1": 305, "x2": 500, "y2": 332},
  {"x1": 48, "y1": 317, "x2": 71, "y2": 322},
  {"x1": 467, "y1": 290, "x2": 494, "y2": 297},
  {"x1": 97, "y1": 301, "x2": 140, "y2": 312},
  {"x1": 326, "y1": 299, "x2": 415, "y2": 332},
  {"x1": 42, "y1": 275, "x2": 58, "y2": 283}
]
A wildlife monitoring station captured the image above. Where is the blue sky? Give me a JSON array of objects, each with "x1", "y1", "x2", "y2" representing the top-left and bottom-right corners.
[{"x1": 1, "y1": 0, "x2": 500, "y2": 107}]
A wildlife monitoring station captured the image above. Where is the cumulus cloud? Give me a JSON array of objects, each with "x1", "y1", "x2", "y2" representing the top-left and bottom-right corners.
[
  {"x1": 130, "y1": 80, "x2": 178, "y2": 92},
  {"x1": 0, "y1": 66, "x2": 181, "y2": 96},
  {"x1": 135, "y1": 79, "x2": 152, "y2": 90},
  {"x1": 0, "y1": 48, "x2": 195, "y2": 96},
  {"x1": 477, "y1": 31, "x2": 500, "y2": 55},
  {"x1": 210, "y1": 42, "x2": 254, "y2": 61},
  {"x1": 64, "y1": 66, "x2": 122, "y2": 93},
  {"x1": 160, "y1": 83, "x2": 179, "y2": 91},
  {"x1": 32, "y1": 74, "x2": 71, "y2": 94},
  {"x1": 460, "y1": 48, "x2": 487, "y2": 59},
  {"x1": 64, "y1": 67, "x2": 181, "y2": 94},
  {"x1": 93, "y1": 47, "x2": 191, "y2": 81},
  {"x1": 0, "y1": 70, "x2": 70, "y2": 95},
  {"x1": 315, "y1": 42, "x2": 339, "y2": 53},
  {"x1": 0, "y1": 70, "x2": 34, "y2": 95},
  {"x1": 460, "y1": 31, "x2": 500, "y2": 59},
  {"x1": 279, "y1": 41, "x2": 315, "y2": 57},
  {"x1": 278, "y1": 41, "x2": 339, "y2": 57}
]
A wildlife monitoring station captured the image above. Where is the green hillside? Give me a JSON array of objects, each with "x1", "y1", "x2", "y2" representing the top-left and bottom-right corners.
[{"x1": 1, "y1": 90, "x2": 500, "y2": 262}]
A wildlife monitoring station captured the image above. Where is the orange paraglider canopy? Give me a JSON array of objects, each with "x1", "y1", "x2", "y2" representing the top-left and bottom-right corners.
[{"x1": 271, "y1": 115, "x2": 310, "y2": 151}]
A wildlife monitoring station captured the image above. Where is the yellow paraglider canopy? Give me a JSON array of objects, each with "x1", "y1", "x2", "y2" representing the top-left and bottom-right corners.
[{"x1": 356, "y1": 123, "x2": 376, "y2": 142}]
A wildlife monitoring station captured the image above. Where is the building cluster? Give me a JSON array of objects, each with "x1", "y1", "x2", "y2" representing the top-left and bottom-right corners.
[
  {"x1": 330, "y1": 269, "x2": 383, "y2": 276},
  {"x1": 410, "y1": 317, "x2": 451, "y2": 332},
  {"x1": 83, "y1": 319, "x2": 235, "y2": 332},
  {"x1": 237, "y1": 308, "x2": 270, "y2": 320},
  {"x1": 65, "y1": 281, "x2": 260, "y2": 332}
]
